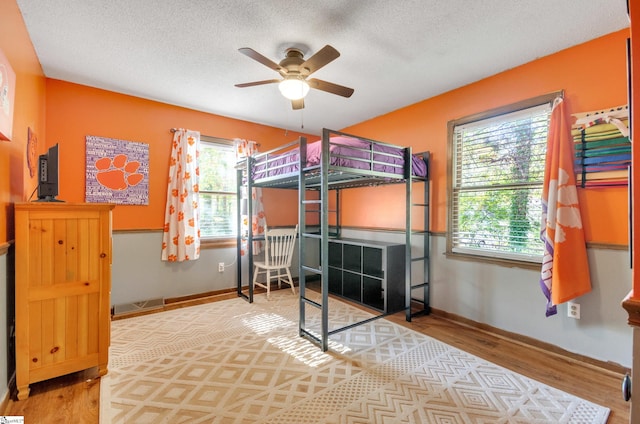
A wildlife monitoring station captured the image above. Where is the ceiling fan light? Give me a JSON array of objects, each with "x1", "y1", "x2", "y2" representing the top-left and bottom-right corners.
[{"x1": 278, "y1": 78, "x2": 310, "y2": 100}]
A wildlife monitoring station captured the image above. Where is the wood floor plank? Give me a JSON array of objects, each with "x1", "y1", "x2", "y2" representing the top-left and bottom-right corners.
[
  {"x1": 2, "y1": 368, "x2": 100, "y2": 423},
  {"x1": 1, "y1": 293, "x2": 630, "y2": 423}
]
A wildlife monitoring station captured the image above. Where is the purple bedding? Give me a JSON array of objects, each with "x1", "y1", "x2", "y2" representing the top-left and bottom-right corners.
[{"x1": 252, "y1": 136, "x2": 427, "y2": 180}]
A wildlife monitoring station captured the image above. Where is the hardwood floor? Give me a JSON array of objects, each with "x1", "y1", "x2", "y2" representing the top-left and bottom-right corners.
[
  {"x1": 2, "y1": 292, "x2": 630, "y2": 423},
  {"x1": 2, "y1": 368, "x2": 100, "y2": 423}
]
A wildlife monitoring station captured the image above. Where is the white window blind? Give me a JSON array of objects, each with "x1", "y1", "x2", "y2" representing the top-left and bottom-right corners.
[
  {"x1": 451, "y1": 102, "x2": 552, "y2": 263},
  {"x1": 199, "y1": 137, "x2": 237, "y2": 238}
]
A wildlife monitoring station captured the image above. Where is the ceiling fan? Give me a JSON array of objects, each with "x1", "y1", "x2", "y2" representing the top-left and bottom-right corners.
[{"x1": 235, "y1": 45, "x2": 354, "y2": 110}]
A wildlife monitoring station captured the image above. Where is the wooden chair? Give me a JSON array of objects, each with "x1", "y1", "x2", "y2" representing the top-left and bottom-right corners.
[{"x1": 253, "y1": 225, "x2": 298, "y2": 299}]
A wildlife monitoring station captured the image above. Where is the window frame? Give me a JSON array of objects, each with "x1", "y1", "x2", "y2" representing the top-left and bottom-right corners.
[
  {"x1": 446, "y1": 91, "x2": 562, "y2": 269},
  {"x1": 198, "y1": 135, "x2": 238, "y2": 246}
]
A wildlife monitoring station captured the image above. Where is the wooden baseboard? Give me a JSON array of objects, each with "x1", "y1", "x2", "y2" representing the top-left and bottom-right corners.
[
  {"x1": 427, "y1": 306, "x2": 629, "y2": 376},
  {"x1": 112, "y1": 285, "x2": 278, "y2": 320},
  {"x1": 112, "y1": 289, "x2": 240, "y2": 320},
  {"x1": 163, "y1": 287, "x2": 238, "y2": 305}
]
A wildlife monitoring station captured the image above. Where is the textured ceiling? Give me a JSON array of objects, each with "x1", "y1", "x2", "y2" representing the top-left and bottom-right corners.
[{"x1": 16, "y1": 0, "x2": 630, "y2": 135}]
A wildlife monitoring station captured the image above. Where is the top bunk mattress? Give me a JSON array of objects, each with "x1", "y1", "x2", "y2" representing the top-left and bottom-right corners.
[{"x1": 251, "y1": 135, "x2": 428, "y2": 183}]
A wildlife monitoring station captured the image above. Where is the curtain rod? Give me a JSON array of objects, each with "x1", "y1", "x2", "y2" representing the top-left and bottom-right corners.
[{"x1": 169, "y1": 128, "x2": 260, "y2": 146}]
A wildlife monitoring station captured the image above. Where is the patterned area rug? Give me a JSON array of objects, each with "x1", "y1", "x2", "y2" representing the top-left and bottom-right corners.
[{"x1": 100, "y1": 291, "x2": 610, "y2": 423}]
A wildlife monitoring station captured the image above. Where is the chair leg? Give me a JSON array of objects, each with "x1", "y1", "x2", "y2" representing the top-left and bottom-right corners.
[
  {"x1": 266, "y1": 270, "x2": 271, "y2": 299},
  {"x1": 286, "y1": 268, "x2": 295, "y2": 294},
  {"x1": 253, "y1": 266, "x2": 270, "y2": 299},
  {"x1": 252, "y1": 266, "x2": 259, "y2": 290}
]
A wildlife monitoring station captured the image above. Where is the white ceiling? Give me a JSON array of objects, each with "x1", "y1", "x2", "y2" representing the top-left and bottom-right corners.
[{"x1": 16, "y1": 0, "x2": 630, "y2": 136}]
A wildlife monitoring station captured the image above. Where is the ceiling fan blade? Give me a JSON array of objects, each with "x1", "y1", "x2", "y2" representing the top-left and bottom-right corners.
[
  {"x1": 235, "y1": 79, "x2": 280, "y2": 88},
  {"x1": 292, "y1": 98, "x2": 304, "y2": 110},
  {"x1": 307, "y1": 78, "x2": 354, "y2": 98},
  {"x1": 238, "y1": 47, "x2": 282, "y2": 72},
  {"x1": 300, "y1": 45, "x2": 340, "y2": 76}
]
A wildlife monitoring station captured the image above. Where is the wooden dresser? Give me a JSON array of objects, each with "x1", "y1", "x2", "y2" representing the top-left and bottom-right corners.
[{"x1": 14, "y1": 202, "x2": 114, "y2": 400}]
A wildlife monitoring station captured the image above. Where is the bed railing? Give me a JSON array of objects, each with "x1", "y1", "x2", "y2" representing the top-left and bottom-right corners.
[{"x1": 243, "y1": 129, "x2": 421, "y2": 189}]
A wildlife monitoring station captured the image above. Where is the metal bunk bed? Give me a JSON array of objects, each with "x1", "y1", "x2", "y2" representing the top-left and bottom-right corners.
[{"x1": 236, "y1": 128, "x2": 430, "y2": 351}]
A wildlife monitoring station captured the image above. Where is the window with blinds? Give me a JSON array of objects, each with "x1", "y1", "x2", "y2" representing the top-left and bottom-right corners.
[
  {"x1": 449, "y1": 100, "x2": 553, "y2": 263},
  {"x1": 199, "y1": 136, "x2": 237, "y2": 238}
]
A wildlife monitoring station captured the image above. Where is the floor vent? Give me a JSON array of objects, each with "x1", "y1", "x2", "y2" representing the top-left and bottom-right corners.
[{"x1": 113, "y1": 298, "x2": 164, "y2": 315}]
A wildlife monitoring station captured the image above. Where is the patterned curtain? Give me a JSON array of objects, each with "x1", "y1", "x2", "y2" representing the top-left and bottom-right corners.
[
  {"x1": 539, "y1": 97, "x2": 591, "y2": 316},
  {"x1": 161, "y1": 129, "x2": 201, "y2": 262},
  {"x1": 235, "y1": 138, "x2": 266, "y2": 255}
]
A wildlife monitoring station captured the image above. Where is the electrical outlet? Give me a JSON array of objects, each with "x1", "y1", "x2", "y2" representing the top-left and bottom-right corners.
[
  {"x1": 218, "y1": 262, "x2": 224, "y2": 272},
  {"x1": 568, "y1": 302, "x2": 580, "y2": 319}
]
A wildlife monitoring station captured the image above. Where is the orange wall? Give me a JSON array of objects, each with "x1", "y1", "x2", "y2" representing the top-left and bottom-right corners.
[
  {"x1": 4, "y1": 0, "x2": 630, "y2": 246},
  {"x1": 343, "y1": 29, "x2": 631, "y2": 245},
  {"x1": 630, "y1": 2, "x2": 640, "y2": 296},
  {"x1": 0, "y1": 0, "x2": 46, "y2": 244},
  {"x1": 45, "y1": 80, "x2": 311, "y2": 230}
]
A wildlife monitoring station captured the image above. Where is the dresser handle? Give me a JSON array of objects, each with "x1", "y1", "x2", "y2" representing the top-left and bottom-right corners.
[
  {"x1": 32, "y1": 357, "x2": 38, "y2": 363},
  {"x1": 100, "y1": 253, "x2": 107, "y2": 258},
  {"x1": 50, "y1": 346, "x2": 59, "y2": 354}
]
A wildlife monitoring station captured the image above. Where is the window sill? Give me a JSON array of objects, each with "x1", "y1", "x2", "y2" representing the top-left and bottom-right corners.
[
  {"x1": 444, "y1": 251, "x2": 542, "y2": 271},
  {"x1": 201, "y1": 238, "x2": 237, "y2": 249}
]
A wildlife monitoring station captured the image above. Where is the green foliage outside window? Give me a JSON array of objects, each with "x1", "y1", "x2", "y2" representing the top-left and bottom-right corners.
[
  {"x1": 451, "y1": 101, "x2": 552, "y2": 262},
  {"x1": 199, "y1": 139, "x2": 237, "y2": 238}
]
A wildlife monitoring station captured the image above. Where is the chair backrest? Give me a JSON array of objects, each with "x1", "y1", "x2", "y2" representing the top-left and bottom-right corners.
[{"x1": 263, "y1": 225, "x2": 298, "y2": 267}]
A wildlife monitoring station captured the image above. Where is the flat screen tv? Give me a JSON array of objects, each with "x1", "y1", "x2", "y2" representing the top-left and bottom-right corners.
[{"x1": 36, "y1": 143, "x2": 63, "y2": 202}]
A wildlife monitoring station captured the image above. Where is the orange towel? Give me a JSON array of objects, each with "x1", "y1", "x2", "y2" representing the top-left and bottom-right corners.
[{"x1": 540, "y1": 97, "x2": 591, "y2": 316}]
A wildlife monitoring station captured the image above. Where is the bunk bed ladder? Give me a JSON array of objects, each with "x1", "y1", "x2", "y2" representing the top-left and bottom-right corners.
[
  {"x1": 406, "y1": 151, "x2": 431, "y2": 321},
  {"x1": 236, "y1": 157, "x2": 255, "y2": 303},
  {"x1": 298, "y1": 132, "x2": 333, "y2": 352}
]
